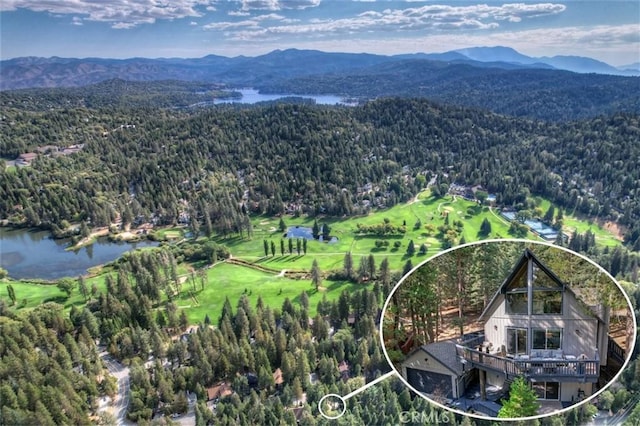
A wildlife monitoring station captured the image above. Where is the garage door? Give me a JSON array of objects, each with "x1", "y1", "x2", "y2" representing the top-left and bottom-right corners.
[{"x1": 406, "y1": 368, "x2": 453, "y2": 399}]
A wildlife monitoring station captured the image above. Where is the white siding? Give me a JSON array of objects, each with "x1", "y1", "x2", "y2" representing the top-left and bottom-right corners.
[
  {"x1": 561, "y1": 382, "x2": 592, "y2": 402},
  {"x1": 483, "y1": 290, "x2": 601, "y2": 358}
]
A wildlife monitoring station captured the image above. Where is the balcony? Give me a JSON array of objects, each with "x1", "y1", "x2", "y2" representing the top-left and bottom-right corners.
[{"x1": 456, "y1": 345, "x2": 600, "y2": 383}]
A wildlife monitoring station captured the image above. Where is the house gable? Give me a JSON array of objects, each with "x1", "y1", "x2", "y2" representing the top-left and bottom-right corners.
[{"x1": 478, "y1": 249, "x2": 605, "y2": 361}]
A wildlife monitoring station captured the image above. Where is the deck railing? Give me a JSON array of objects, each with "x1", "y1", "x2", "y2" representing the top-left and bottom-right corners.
[
  {"x1": 457, "y1": 331, "x2": 485, "y2": 349},
  {"x1": 457, "y1": 345, "x2": 600, "y2": 382},
  {"x1": 608, "y1": 337, "x2": 626, "y2": 364}
]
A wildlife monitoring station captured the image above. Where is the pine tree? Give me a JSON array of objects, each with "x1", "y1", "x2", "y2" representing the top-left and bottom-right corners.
[
  {"x1": 344, "y1": 252, "x2": 354, "y2": 279},
  {"x1": 379, "y1": 258, "x2": 391, "y2": 287},
  {"x1": 367, "y1": 254, "x2": 376, "y2": 279},
  {"x1": 479, "y1": 218, "x2": 492, "y2": 236},
  {"x1": 322, "y1": 223, "x2": 331, "y2": 240},
  {"x1": 78, "y1": 276, "x2": 88, "y2": 301},
  {"x1": 497, "y1": 376, "x2": 540, "y2": 418},
  {"x1": 406, "y1": 240, "x2": 415, "y2": 256},
  {"x1": 6, "y1": 284, "x2": 16, "y2": 305},
  {"x1": 311, "y1": 259, "x2": 322, "y2": 291},
  {"x1": 402, "y1": 260, "x2": 413, "y2": 276}
]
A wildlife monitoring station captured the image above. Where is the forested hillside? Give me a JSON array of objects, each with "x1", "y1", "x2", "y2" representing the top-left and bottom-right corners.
[
  {"x1": 2, "y1": 51, "x2": 638, "y2": 121},
  {"x1": 2, "y1": 96, "x2": 640, "y2": 248},
  {"x1": 2, "y1": 82, "x2": 640, "y2": 425},
  {"x1": 258, "y1": 61, "x2": 640, "y2": 121}
]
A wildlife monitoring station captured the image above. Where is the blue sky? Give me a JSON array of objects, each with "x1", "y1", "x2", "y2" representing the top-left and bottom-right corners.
[{"x1": 1, "y1": 1, "x2": 638, "y2": 66}]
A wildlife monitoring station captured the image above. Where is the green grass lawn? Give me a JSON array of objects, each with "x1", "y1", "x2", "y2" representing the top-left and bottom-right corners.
[
  {"x1": 175, "y1": 262, "x2": 362, "y2": 324},
  {"x1": 535, "y1": 198, "x2": 622, "y2": 247},
  {"x1": 2, "y1": 274, "x2": 109, "y2": 310},
  {"x1": 153, "y1": 226, "x2": 187, "y2": 241},
  {"x1": 3, "y1": 190, "x2": 623, "y2": 326},
  {"x1": 226, "y1": 192, "x2": 522, "y2": 272}
]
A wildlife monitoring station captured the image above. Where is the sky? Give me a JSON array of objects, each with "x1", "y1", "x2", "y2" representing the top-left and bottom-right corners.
[{"x1": 1, "y1": 1, "x2": 639, "y2": 66}]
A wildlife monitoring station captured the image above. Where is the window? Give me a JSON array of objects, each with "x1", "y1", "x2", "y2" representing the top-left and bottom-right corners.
[
  {"x1": 510, "y1": 268, "x2": 527, "y2": 289},
  {"x1": 532, "y1": 382, "x2": 560, "y2": 400},
  {"x1": 507, "y1": 328, "x2": 527, "y2": 356},
  {"x1": 506, "y1": 292, "x2": 528, "y2": 314},
  {"x1": 532, "y1": 263, "x2": 559, "y2": 289},
  {"x1": 532, "y1": 329, "x2": 562, "y2": 350},
  {"x1": 532, "y1": 290, "x2": 562, "y2": 314}
]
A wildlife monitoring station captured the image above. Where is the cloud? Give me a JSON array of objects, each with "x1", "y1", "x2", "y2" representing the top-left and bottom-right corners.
[
  {"x1": 1, "y1": 0, "x2": 213, "y2": 28},
  {"x1": 207, "y1": 3, "x2": 566, "y2": 40},
  {"x1": 240, "y1": 0, "x2": 321, "y2": 11},
  {"x1": 203, "y1": 13, "x2": 292, "y2": 30},
  {"x1": 229, "y1": 10, "x2": 252, "y2": 16},
  {"x1": 296, "y1": 23, "x2": 638, "y2": 65}
]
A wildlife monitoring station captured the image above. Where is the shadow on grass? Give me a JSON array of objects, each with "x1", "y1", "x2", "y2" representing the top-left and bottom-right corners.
[
  {"x1": 291, "y1": 290, "x2": 313, "y2": 306},
  {"x1": 43, "y1": 295, "x2": 69, "y2": 304},
  {"x1": 285, "y1": 255, "x2": 304, "y2": 262},
  {"x1": 67, "y1": 299, "x2": 88, "y2": 309},
  {"x1": 369, "y1": 247, "x2": 389, "y2": 253},
  {"x1": 324, "y1": 280, "x2": 356, "y2": 292}
]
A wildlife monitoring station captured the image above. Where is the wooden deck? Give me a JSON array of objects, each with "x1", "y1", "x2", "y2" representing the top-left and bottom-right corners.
[{"x1": 457, "y1": 346, "x2": 600, "y2": 383}]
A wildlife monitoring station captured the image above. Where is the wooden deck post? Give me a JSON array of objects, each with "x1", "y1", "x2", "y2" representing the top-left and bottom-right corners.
[{"x1": 479, "y1": 369, "x2": 486, "y2": 400}]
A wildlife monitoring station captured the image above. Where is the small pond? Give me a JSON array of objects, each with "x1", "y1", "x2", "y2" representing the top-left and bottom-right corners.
[{"x1": 285, "y1": 226, "x2": 338, "y2": 243}]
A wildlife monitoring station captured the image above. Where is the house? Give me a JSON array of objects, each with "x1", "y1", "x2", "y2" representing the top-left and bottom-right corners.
[
  {"x1": 338, "y1": 360, "x2": 350, "y2": 381},
  {"x1": 15, "y1": 152, "x2": 37, "y2": 166},
  {"x1": 206, "y1": 382, "x2": 232, "y2": 401},
  {"x1": 273, "y1": 368, "x2": 284, "y2": 389},
  {"x1": 401, "y1": 340, "x2": 472, "y2": 401},
  {"x1": 290, "y1": 407, "x2": 305, "y2": 423},
  {"x1": 402, "y1": 249, "x2": 616, "y2": 415}
]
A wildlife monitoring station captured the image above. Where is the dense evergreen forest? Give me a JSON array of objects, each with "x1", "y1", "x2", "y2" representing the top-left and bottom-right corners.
[
  {"x1": 2, "y1": 94, "x2": 640, "y2": 248},
  {"x1": 3, "y1": 245, "x2": 637, "y2": 425},
  {"x1": 2, "y1": 84, "x2": 640, "y2": 425},
  {"x1": 257, "y1": 62, "x2": 640, "y2": 121}
]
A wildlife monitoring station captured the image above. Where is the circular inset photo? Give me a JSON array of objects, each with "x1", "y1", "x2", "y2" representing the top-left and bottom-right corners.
[{"x1": 380, "y1": 240, "x2": 636, "y2": 421}]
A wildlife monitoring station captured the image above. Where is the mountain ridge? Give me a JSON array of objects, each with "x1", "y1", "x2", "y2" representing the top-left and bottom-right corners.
[{"x1": 2, "y1": 46, "x2": 638, "y2": 90}]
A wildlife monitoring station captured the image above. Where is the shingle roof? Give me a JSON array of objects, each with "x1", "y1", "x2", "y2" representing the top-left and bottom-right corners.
[{"x1": 412, "y1": 340, "x2": 464, "y2": 376}]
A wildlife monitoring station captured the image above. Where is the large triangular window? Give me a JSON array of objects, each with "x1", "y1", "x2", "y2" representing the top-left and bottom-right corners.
[
  {"x1": 531, "y1": 261, "x2": 563, "y2": 314},
  {"x1": 504, "y1": 251, "x2": 564, "y2": 315},
  {"x1": 505, "y1": 261, "x2": 528, "y2": 315}
]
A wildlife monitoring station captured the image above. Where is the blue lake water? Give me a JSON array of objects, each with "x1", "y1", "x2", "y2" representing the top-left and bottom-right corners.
[
  {"x1": 0, "y1": 228, "x2": 158, "y2": 280},
  {"x1": 286, "y1": 226, "x2": 338, "y2": 243},
  {"x1": 213, "y1": 89, "x2": 352, "y2": 105}
]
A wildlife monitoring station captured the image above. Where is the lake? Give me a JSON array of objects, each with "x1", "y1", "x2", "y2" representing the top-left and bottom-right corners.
[
  {"x1": 286, "y1": 226, "x2": 338, "y2": 243},
  {"x1": 0, "y1": 228, "x2": 158, "y2": 280},
  {"x1": 213, "y1": 89, "x2": 353, "y2": 105}
]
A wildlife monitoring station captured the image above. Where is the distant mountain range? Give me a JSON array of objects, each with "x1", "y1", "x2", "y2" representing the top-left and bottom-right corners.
[
  {"x1": 449, "y1": 46, "x2": 635, "y2": 75},
  {"x1": 1, "y1": 46, "x2": 637, "y2": 91}
]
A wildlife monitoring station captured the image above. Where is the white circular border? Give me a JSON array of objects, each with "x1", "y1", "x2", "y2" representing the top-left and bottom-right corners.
[
  {"x1": 318, "y1": 393, "x2": 347, "y2": 419},
  {"x1": 379, "y1": 238, "x2": 638, "y2": 422}
]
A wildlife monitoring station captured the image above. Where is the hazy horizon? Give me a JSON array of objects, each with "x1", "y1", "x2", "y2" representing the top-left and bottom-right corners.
[{"x1": 1, "y1": 1, "x2": 639, "y2": 66}]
